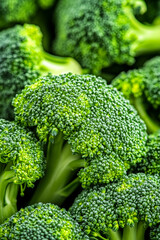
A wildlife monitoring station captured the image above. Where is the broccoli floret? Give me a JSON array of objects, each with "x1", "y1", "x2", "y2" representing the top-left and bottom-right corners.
[
  {"x1": 0, "y1": 24, "x2": 82, "y2": 120},
  {"x1": 0, "y1": 119, "x2": 45, "y2": 223},
  {"x1": 70, "y1": 173, "x2": 160, "y2": 240},
  {"x1": 130, "y1": 131, "x2": 160, "y2": 176},
  {"x1": 13, "y1": 73, "x2": 147, "y2": 205},
  {"x1": 112, "y1": 56, "x2": 160, "y2": 133},
  {"x1": 0, "y1": 0, "x2": 37, "y2": 28},
  {"x1": 150, "y1": 223, "x2": 160, "y2": 240},
  {"x1": 53, "y1": 0, "x2": 160, "y2": 75},
  {"x1": 0, "y1": 202, "x2": 88, "y2": 239}
]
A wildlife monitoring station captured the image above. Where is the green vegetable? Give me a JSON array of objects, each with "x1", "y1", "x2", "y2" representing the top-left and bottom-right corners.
[
  {"x1": 0, "y1": 202, "x2": 89, "y2": 239},
  {"x1": 0, "y1": 24, "x2": 82, "y2": 120},
  {"x1": 70, "y1": 173, "x2": 160, "y2": 240},
  {"x1": 13, "y1": 73, "x2": 147, "y2": 205},
  {"x1": 0, "y1": 119, "x2": 45, "y2": 223},
  {"x1": 53, "y1": 0, "x2": 160, "y2": 74},
  {"x1": 112, "y1": 56, "x2": 160, "y2": 133}
]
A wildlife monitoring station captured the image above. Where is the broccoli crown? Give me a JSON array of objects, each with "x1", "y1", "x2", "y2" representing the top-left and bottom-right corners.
[
  {"x1": 70, "y1": 173, "x2": 160, "y2": 238},
  {"x1": 13, "y1": 73, "x2": 147, "y2": 187},
  {"x1": 0, "y1": 118, "x2": 45, "y2": 189},
  {"x1": 130, "y1": 131, "x2": 160, "y2": 176},
  {"x1": 0, "y1": 202, "x2": 88, "y2": 239},
  {"x1": 143, "y1": 57, "x2": 160, "y2": 109},
  {"x1": 53, "y1": 0, "x2": 158, "y2": 74},
  {"x1": 0, "y1": 0, "x2": 37, "y2": 27},
  {"x1": 150, "y1": 223, "x2": 160, "y2": 240},
  {"x1": 0, "y1": 24, "x2": 43, "y2": 119}
]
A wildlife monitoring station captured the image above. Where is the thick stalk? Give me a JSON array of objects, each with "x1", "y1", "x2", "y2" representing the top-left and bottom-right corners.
[
  {"x1": 30, "y1": 133, "x2": 85, "y2": 205},
  {"x1": 122, "y1": 225, "x2": 137, "y2": 240},
  {"x1": 125, "y1": 7, "x2": 160, "y2": 55},
  {"x1": 136, "y1": 221, "x2": 147, "y2": 240},
  {"x1": 40, "y1": 51, "x2": 82, "y2": 75},
  {"x1": 0, "y1": 171, "x2": 17, "y2": 223},
  {"x1": 134, "y1": 97, "x2": 160, "y2": 133}
]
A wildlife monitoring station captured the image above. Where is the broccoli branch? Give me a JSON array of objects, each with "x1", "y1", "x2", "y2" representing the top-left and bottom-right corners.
[
  {"x1": 30, "y1": 132, "x2": 85, "y2": 205},
  {"x1": 40, "y1": 52, "x2": 82, "y2": 75}
]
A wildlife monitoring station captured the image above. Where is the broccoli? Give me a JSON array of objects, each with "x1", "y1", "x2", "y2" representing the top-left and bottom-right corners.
[
  {"x1": 38, "y1": 0, "x2": 55, "y2": 9},
  {"x1": 112, "y1": 56, "x2": 160, "y2": 133},
  {"x1": 53, "y1": 0, "x2": 160, "y2": 75},
  {"x1": 0, "y1": 119, "x2": 45, "y2": 223},
  {"x1": 129, "y1": 131, "x2": 160, "y2": 176},
  {"x1": 0, "y1": 24, "x2": 82, "y2": 120},
  {"x1": 0, "y1": 0, "x2": 37, "y2": 28},
  {"x1": 0, "y1": 202, "x2": 89, "y2": 239},
  {"x1": 70, "y1": 173, "x2": 160, "y2": 240},
  {"x1": 150, "y1": 223, "x2": 160, "y2": 240},
  {"x1": 13, "y1": 73, "x2": 147, "y2": 206}
]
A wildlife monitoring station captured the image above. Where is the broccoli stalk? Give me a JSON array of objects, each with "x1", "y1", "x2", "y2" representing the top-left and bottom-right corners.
[
  {"x1": 30, "y1": 132, "x2": 85, "y2": 205},
  {"x1": 13, "y1": 73, "x2": 147, "y2": 206},
  {"x1": 0, "y1": 119, "x2": 45, "y2": 223}
]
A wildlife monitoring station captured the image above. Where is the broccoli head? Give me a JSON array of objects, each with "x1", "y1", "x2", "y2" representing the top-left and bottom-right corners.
[
  {"x1": 13, "y1": 73, "x2": 147, "y2": 205},
  {"x1": 0, "y1": 0, "x2": 37, "y2": 28},
  {"x1": 70, "y1": 173, "x2": 160, "y2": 240},
  {"x1": 0, "y1": 119, "x2": 45, "y2": 223},
  {"x1": 0, "y1": 202, "x2": 88, "y2": 239},
  {"x1": 0, "y1": 24, "x2": 82, "y2": 120},
  {"x1": 130, "y1": 131, "x2": 160, "y2": 176},
  {"x1": 53, "y1": 0, "x2": 160, "y2": 75},
  {"x1": 112, "y1": 56, "x2": 160, "y2": 133}
]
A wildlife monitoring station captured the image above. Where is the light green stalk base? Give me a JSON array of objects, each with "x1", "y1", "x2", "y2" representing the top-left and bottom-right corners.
[
  {"x1": 30, "y1": 132, "x2": 85, "y2": 205},
  {"x1": 40, "y1": 52, "x2": 82, "y2": 75},
  {"x1": 134, "y1": 97, "x2": 160, "y2": 133},
  {"x1": 0, "y1": 170, "x2": 19, "y2": 223}
]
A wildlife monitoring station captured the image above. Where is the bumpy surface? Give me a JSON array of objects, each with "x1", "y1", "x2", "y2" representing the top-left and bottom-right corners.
[
  {"x1": 0, "y1": 24, "x2": 42, "y2": 119},
  {"x1": 53, "y1": 0, "x2": 144, "y2": 74},
  {"x1": 0, "y1": 202, "x2": 88, "y2": 239},
  {"x1": 0, "y1": 119, "x2": 45, "y2": 188},
  {"x1": 150, "y1": 223, "x2": 160, "y2": 240},
  {"x1": 13, "y1": 73, "x2": 147, "y2": 187},
  {"x1": 70, "y1": 173, "x2": 160, "y2": 237},
  {"x1": 0, "y1": 0, "x2": 37, "y2": 27}
]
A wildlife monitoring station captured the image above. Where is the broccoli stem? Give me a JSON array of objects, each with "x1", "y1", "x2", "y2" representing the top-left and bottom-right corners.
[
  {"x1": 30, "y1": 132, "x2": 85, "y2": 205},
  {"x1": 0, "y1": 170, "x2": 18, "y2": 223},
  {"x1": 122, "y1": 225, "x2": 137, "y2": 240},
  {"x1": 125, "y1": 8, "x2": 160, "y2": 55},
  {"x1": 136, "y1": 221, "x2": 147, "y2": 240},
  {"x1": 134, "y1": 97, "x2": 160, "y2": 133},
  {"x1": 40, "y1": 51, "x2": 82, "y2": 75}
]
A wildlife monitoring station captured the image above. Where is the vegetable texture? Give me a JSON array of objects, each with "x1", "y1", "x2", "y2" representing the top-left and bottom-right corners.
[
  {"x1": 53, "y1": 0, "x2": 160, "y2": 74},
  {"x1": 0, "y1": 202, "x2": 89, "y2": 239},
  {"x1": 13, "y1": 73, "x2": 147, "y2": 205},
  {"x1": 70, "y1": 173, "x2": 160, "y2": 240},
  {"x1": 0, "y1": 119, "x2": 45, "y2": 223},
  {"x1": 112, "y1": 56, "x2": 160, "y2": 133},
  {"x1": 0, "y1": 24, "x2": 82, "y2": 120}
]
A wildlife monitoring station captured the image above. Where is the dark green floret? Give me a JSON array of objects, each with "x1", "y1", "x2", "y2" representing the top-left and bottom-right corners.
[
  {"x1": 0, "y1": 119, "x2": 45, "y2": 223},
  {"x1": 112, "y1": 56, "x2": 160, "y2": 133},
  {"x1": 130, "y1": 131, "x2": 160, "y2": 176},
  {"x1": 0, "y1": 24, "x2": 82, "y2": 120},
  {"x1": 13, "y1": 73, "x2": 147, "y2": 205},
  {"x1": 0, "y1": 0, "x2": 37, "y2": 28},
  {"x1": 0, "y1": 202, "x2": 88, "y2": 239},
  {"x1": 150, "y1": 223, "x2": 160, "y2": 240},
  {"x1": 70, "y1": 173, "x2": 160, "y2": 240},
  {"x1": 53, "y1": 0, "x2": 160, "y2": 74}
]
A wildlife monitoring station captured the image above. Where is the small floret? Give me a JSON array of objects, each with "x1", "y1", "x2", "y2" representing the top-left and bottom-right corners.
[
  {"x1": 0, "y1": 24, "x2": 82, "y2": 120},
  {"x1": 0, "y1": 202, "x2": 89, "y2": 239},
  {"x1": 0, "y1": 0, "x2": 37, "y2": 28},
  {"x1": 13, "y1": 73, "x2": 147, "y2": 205},
  {"x1": 0, "y1": 119, "x2": 45, "y2": 223},
  {"x1": 112, "y1": 56, "x2": 160, "y2": 133},
  {"x1": 53, "y1": 0, "x2": 160, "y2": 74},
  {"x1": 70, "y1": 173, "x2": 160, "y2": 240}
]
